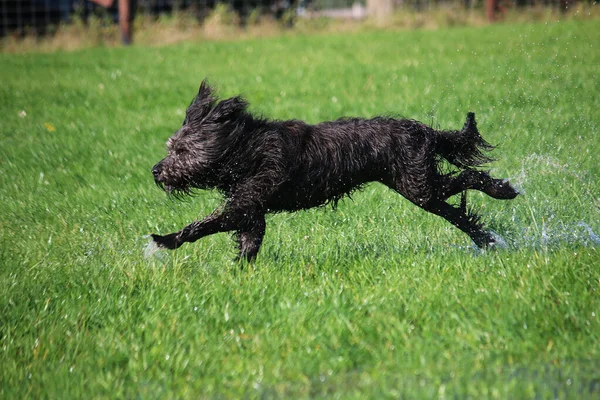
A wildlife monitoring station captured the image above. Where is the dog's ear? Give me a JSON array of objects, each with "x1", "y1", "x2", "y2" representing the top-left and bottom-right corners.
[
  {"x1": 461, "y1": 112, "x2": 478, "y2": 135},
  {"x1": 184, "y1": 79, "x2": 217, "y2": 125},
  {"x1": 210, "y1": 96, "x2": 249, "y2": 122},
  {"x1": 197, "y1": 79, "x2": 215, "y2": 103}
]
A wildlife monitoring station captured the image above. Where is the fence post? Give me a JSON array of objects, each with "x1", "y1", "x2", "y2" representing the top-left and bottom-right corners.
[
  {"x1": 89, "y1": 0, "x2": 132, "y2": 44},
  {"x1": 486, "y1": 0, "x2": 497, "y2": 21},
  {"x1": 118, "y1": 0, "x2": 131, "y2": 44}
]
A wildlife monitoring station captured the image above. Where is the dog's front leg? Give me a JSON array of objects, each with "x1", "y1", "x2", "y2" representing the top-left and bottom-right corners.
[
  {"x1": 152, "y1": 206, "x2": 261, "y2": 250},
  {"x1": 151, "y1": 212, "x2": 224, "y2": 250},
  {"x1": 234, "y1": 215, "x2": 266, "y2": 262}
]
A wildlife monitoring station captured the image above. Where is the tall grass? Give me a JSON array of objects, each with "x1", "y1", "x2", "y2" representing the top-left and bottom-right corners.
[{"x1": 1, "y1": 20, "x2": 599, "y2": 398}]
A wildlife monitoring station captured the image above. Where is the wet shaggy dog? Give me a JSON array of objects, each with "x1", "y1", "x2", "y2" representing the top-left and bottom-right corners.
[{"x1": 151, "y1": 80, "x2": 519, "y2": 261}]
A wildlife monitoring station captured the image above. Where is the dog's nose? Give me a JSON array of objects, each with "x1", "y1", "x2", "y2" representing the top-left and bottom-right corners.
[{"x1": 152, "y1": 164, "x2": 162, "y2": 180}]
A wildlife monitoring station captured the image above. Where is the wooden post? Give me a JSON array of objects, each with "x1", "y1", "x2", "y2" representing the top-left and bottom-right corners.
[
  {"x1": 486, "y1": 0, "x2": 497, "y2": 21},
  {"x1": 118, "y1": 0, "x2": 131, "y2": 44},
  {"x1": 89, "y1": 0, "x2": 132, "y2": 44}
]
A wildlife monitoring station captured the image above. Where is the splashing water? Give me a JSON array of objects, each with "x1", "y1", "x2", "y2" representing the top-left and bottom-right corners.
[
  {"x1": 143, "y1": 235, "x2": 166, "y2": 261},
  {"x1": 577, "y1": 222, "x2": 600, "y2": 245},
  {"x1": 496, "y1": 153, "x2": 600, "y2": 250},
  {"x1": 505, "y1": 220, "x2": 600, "y2": 250},
  {"x1": 489, "y1": 231, "x2": 508, "y2": 249}
]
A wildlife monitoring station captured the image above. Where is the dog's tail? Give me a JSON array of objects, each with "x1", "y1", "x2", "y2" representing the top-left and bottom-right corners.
[{"x1": 435, "y1": 112, "x2": 495, "y2": 169}]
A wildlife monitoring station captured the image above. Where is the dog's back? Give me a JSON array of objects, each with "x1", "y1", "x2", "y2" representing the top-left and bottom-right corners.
[{"x1": 263, "y1": 117, "x2": 438, "y2": 212}]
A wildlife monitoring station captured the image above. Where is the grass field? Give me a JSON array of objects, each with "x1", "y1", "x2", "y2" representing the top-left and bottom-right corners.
[{"x1": 1, "y1": 20, "x2": 600, "y2": 398}]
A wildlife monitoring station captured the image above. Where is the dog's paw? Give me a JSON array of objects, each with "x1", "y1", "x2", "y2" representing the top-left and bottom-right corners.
[
  {"x1": 487, "y1": 231, "x2": 508, "y2": 249},
  {"x1": 151, "y1": 233, "x2": 180, "y2": 250},
  {"x1": 472, "y1": 231, "x2": 507, "y2": 250},
  {"x1": 489, "y1": 179, "x2": 520, "y2": 200}
]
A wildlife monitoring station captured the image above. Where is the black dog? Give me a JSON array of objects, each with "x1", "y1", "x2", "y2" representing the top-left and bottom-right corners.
[{"x1": 151, "y1": 80, "x2": 518, "y2": 260}]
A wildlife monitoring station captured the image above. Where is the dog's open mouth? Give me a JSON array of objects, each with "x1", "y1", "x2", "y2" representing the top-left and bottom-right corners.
[
  {"x1": 156, "y1": 181, "x2": 192, "y2": 198},
  {"x1": 154, "y1": 180, "x2": 173, "y2": 193},
  {"x1": 163, "y1": 184, "x2": 174, "y2": 193}
]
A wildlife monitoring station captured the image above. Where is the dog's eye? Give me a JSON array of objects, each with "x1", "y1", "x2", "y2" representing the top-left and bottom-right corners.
[{"x1": 167, "y1": 145, "x2": 185, "y2": 156}]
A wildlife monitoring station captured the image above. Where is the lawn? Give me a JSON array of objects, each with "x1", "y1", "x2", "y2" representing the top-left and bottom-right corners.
[{"x1": 1, "y1": 20, "x2": 599, "y2": 398}]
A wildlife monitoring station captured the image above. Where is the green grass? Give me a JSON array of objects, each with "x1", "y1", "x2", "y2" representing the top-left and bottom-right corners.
[{"x1": 1, "y1": 20, "x2": 600, "y2": 398}]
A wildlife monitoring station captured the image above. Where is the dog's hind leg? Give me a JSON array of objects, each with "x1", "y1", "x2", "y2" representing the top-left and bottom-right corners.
[
  {"x1": 234, "y1": 215, "x2": 266, "y2": 262},
  {"x1": 421, "y1": 199, "x2": 497, "y2": 248},
  {"x1": 385, "y1": 177, "x2": 497, "y2": 248},
  {"x1": 437, "y1": 169, "x2": 519, "y2": 201}
]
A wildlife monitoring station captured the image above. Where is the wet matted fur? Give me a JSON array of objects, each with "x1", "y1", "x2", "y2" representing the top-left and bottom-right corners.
[{"x1": 151, "y1": 80, "x2": 518, "y2": 261}]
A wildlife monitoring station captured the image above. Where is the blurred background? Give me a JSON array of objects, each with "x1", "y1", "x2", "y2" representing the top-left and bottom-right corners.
[{"x1": 1, "y1": 0, "x2": 593, "y2": 48}]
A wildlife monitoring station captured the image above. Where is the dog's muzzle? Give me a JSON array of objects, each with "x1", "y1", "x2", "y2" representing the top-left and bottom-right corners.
[
  {"x1": 152, "y1": 162, "x2": 177, "y2": 193},
  {"x1": 152, "y1": 163, "x2": 164, "y2": 185}
]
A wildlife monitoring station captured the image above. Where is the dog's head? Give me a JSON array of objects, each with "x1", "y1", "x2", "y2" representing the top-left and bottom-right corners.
[{"x1": 152, "y1": 80, "x2": 249, "y2": 195}]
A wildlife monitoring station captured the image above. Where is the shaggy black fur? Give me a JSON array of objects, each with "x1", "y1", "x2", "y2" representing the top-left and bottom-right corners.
[{"x1": 151, "y1": 80, "x2": 519, "y2": 261}]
